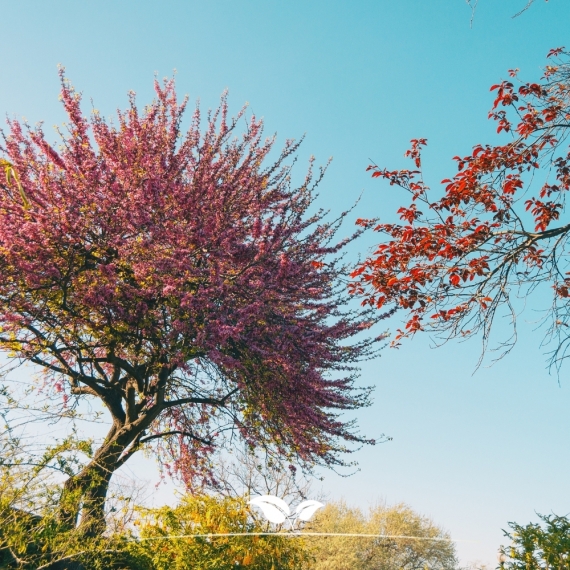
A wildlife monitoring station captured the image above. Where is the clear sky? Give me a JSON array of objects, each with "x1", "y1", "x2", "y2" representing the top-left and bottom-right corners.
[{"x1": 2, "y1": 0, "x2": 570, "y2": 566}]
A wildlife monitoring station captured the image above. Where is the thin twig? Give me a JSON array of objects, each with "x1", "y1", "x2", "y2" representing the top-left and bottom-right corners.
[{"x1": 513, "y1": 0, "x2": 536, "y2": 18}]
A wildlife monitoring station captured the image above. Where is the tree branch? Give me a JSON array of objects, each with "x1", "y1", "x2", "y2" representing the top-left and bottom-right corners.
[
  {"x1": 512, "y1": 0, "x2": 536, "y2": 18},
  {"x1": 163, "y1": 387, "x2": 238, "y2": 410},
  {"x1": 139, "y1": 430, "x2": 213, "y2": 446},
  {"x1": 70, "y1": 386, "x2": 99, "y2": 397}
]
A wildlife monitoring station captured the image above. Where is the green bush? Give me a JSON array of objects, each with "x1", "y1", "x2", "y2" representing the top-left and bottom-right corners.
[{"x1": 128, "y1": 494, "x2": 312, "y2": 569}]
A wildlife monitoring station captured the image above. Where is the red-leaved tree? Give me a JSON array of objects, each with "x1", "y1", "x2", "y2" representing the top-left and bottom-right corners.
[
  {"x1": 351, "y1": 48, "x2": 570, "y2": 366},
  {"x1": 0, "y1": 73, "x2": 385, "y2": 533}
]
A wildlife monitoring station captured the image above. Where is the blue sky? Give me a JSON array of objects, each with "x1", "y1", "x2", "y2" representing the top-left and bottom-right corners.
[{"x1": 2, "y1": 0, "x2": 570, "y2": 566}]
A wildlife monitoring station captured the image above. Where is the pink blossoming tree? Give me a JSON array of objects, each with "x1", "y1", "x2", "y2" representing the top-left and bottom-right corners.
[{"x1": 0, "y1": 73, "x2": 385, "y2": 534}]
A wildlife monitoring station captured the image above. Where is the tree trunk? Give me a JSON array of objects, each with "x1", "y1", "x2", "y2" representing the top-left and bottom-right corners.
[
  {"x1": 59, "y1": 424, "x2": 144, "y2": 536},
  {"x1": 60, "y1": 463, "x2": 114, "y2": 536},
  {"x1": 60, "y1": 454, "x2": 118, "y2": 536},
  {"x1": 58, "y1": 381, "x2": 165, "y2": 535}
]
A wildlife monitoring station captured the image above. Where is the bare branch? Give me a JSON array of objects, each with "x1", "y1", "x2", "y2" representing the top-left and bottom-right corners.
[
  {"x1": 139, "y1": 430, "x2": 213, "y2": 446},
  {"x1": 163, "y1": 387, "x2": 239, "y2": 410},
  {"x1": 513, "y1": 0, "x2": 536, "y2": 18}
]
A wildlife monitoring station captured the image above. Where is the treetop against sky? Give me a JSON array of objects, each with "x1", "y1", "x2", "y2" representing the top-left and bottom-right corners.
[{"x1": 0, "y1": 70, "x2": 389, "y2": 534}]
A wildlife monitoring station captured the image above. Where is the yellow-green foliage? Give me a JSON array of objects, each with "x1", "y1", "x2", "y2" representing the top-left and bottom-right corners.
[
  {"x1": 129, "y1": 494, "x2": 312, "y2": 570},
  {"x1": 0, "y1": 447, "x2": 136, "y2": 570},
  {"x1": 0, "y1": 427, "x2": 456, "y2": 569},
  {"x1": 305, "y1": 500, "x2": 458, "y2": 570},
  {"x1": 0, "y1": 429, "x2": 310, "y2": 569},
  {"x1": 499, "y1": 514, "x2": 570, "y2": 570}
]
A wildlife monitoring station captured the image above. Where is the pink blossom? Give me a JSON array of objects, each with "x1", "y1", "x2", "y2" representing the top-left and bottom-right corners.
[{"x1": 0, "y1": 72, "x2": 391, "y2": 515}]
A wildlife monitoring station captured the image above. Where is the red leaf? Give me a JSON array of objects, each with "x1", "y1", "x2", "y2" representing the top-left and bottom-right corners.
[{"x1": 547, "y1": 47, "x2": 565, "y2": 58}]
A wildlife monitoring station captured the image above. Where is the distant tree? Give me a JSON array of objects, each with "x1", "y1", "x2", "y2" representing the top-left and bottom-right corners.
[
  {"x1": 0, "y1": 72, "x2": 387, "y2": 534},
  {"x1": 351, "y1": 48, "x2": 570, "y2": 368},
  {"x1": 499, "y1": 513, "x2": 570, "y2": 569},
  {"x1": 305, "y1": 500, "x2": 458, "y2": 570}
]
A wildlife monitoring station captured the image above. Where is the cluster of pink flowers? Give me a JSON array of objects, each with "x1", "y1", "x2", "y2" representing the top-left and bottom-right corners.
[{"x1": 0, "y1": 72, "x2": 387, "y2": 487}]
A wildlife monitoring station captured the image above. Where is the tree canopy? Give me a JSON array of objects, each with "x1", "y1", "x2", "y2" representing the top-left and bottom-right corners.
[
  {"x1": 0, "y1": 71, "x2": 386, "y2": 532},
  {"x1": 351, "y1": 48, "x2": 570, "y2": 367},
  {"x1": 306, "y1": 500, "x2": 458, "y2": 570},
  {"x1": 500, "y1": 513, "x2": 570, "y2": 570}
]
